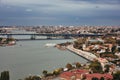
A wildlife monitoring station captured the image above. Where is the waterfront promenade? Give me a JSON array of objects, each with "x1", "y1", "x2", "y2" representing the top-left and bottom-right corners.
[{"x1": 67, "y1": 45, "x2": 97, "y2": 61}]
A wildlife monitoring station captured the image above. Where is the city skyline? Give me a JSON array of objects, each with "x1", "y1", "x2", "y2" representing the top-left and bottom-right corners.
[{"x1": 0, "y1": 0, "x2": 120, "y2": 26}]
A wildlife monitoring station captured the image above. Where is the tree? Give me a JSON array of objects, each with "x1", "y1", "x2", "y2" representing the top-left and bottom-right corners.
[
  {"x1": 111, "y1": 45, "x2": 117, "y2": 53},
  {"x1": 0, "y1": 37, "x2": 2, "y2": 42},
  {"x1": 24, "y1": 76, "x2": 41, "y2": 80},
  {"x1": 73, "y1": 38, "x2": 85, "y2": 49},
  {"x1": 66, "y1": 63, "x2": 73, "y2": 71},
  {"x1": 0, "y1": 71, "x2": 10, "y2": 80},
  {"x1": 53, "y1": 68, "x2": 63, "y2": 76},
  {"x1": 42, "y1": 70, "x2": 48, "y2": 77},
  {"x1": 92, "y1": 77, "x2": 99, "y2": 80},
  {"x1": 6, "y1": 38, "x2": 15, "y2": 44},
  {"x1": 100, "y1": 77, "x2": 105, "y2": 80},
  {"x1": 89, "y1": 60, "x2": 103, "y2": 73},
  {"x1": 118, "y1": 48, "x2": 120, "y2": 52},
  {"x1": 75, "y1": 62, "x2": 81, "y2": 69},
  {"x1": 53, "y1": 69, "x2": 61, "y2": 76},
  {"x1": 117, "y1": 40, "x2": 120, "y2": 46},
  {"x1": 113, "y1": 70, "x2": 120, "y2": 80},
  {"x1": 104, "y1": 65, "x2": 110, "y2": 73}
]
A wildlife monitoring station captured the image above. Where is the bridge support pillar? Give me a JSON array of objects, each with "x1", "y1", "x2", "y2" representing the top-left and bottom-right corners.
[
  {"x1": 7, "y1": 34, "x2": 12, "y2": 39},
  {"x1": 47, "y1": 36, "x2": 52, "y2": 39},
  {"x1": 64, "y1": 35, "x2": 70, "y2": 39},
  {"x1": 31, "y1": 35, "x2": 36, "y2": 40}
]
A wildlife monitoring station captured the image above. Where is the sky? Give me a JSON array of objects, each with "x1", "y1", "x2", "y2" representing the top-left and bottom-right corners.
[{"x1": 0, "y1": 0, "x2": 120, "y2": 26}]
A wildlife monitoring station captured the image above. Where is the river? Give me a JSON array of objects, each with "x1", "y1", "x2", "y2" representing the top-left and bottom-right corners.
[{"x1": 0, "y1": 39, "x2": 88, "y2": 80}]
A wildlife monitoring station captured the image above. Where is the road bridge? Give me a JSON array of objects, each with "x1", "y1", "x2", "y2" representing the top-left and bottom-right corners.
[{"x1": 0, "y1": 33, "x2": 103, "y2": 40}]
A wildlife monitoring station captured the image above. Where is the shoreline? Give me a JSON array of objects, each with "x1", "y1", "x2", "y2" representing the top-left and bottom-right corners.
[
  {"x1": 67, "y1": 48, "x2": 91, "y2": 62},
  {"x1": 55, "y1": 44, "x2": 66, "y2": 50},
  {"x1": 55, "y1": 42, "x2": 72, "y2": 50},
  {"x1": 66, "y1": 45, "x2": 97, "y2": 61},
  {"x1": 0, "y1": 42, "x2": 16, "y2": 47},
  {"x1": 0, "y1": 37, "x2": 16, "y2": 47}
]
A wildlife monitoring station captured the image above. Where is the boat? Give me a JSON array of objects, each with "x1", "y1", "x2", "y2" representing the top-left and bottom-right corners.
[{"x1": 45, "y1": 43, "x2": 56, "y2": 47}]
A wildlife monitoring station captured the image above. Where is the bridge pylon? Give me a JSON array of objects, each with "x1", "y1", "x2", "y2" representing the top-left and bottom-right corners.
[
  {"x1": 30, "y1": 34, "x2": 36, "y2": 40},
  {"x1": 47, "y1": 36, "x2": 52, "y2": 39},
  {"x1": 64, "y1": 35, "x2": 71, "y2": 39},
  {"x1": 7, "y1": 34, "x2": 12, "y2": 39}
]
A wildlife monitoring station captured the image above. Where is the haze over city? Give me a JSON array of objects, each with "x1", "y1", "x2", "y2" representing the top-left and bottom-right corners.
[{"x1": 0, "y1": 0, "x2": 120, "y2": 26}]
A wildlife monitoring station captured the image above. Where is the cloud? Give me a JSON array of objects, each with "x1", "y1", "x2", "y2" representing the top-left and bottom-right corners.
[
  {"x1": 67, "y1": 0, "x2": 120, "y2": 4},
  {"x1": 25, "y1": 9, "x2": 32, "y2": 12},
  {"x1": 0, "y1": 0, "x2": 120, "y2": 25},
  {"x1": 3, "y1": 0, "x2": 120, "y2": 12}
]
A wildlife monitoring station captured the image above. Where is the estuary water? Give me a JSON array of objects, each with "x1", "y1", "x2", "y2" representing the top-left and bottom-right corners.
[{"x1": 0, "y1": 39, "x2": 88, "y2": 80}]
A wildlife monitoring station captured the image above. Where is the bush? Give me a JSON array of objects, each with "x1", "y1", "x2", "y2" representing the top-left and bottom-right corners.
[
  {"x1": 104, "y1": 65, "x2": 110, "y2": 73},
  {"x1": 53, "y1": 69, "x2": 61, "y2": 76},
  {"x1": 24, "y1": 75, "x2": 41, "y2": 80},
  {"x1": 42, "y1": 70, "x2": 48, "y2": 77},
  {"x1": 66, "y1": 63, "x2": 73, "y2": 71},
  {"x1": 113, "y1": 71, "x2": 120, "y2": 80},
  {"x1": 75, "y1": 62, "x2": 81, "y2": 68},
  {"x1": 89, "y1": 60, "x2": 103, "y2": 73}
]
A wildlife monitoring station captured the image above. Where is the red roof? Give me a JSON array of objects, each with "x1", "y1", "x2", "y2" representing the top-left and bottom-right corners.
[
  {"x1": 103, "y1": 73, "x2": 113, "y2": 80},
  {"x1": 60, "y1": 70, "x2": 113, "y2": 80},
  {"x1": 86, "y1": 73, "x2": 113, "y2": 80},
  {"x1": 72, "y1": 69, "x2": 88, "y2": 74},
  {"x1": 60, "y1": 69, "x2": 88, "y2": 80},
  {"x1": 60, "y1": 71, "x2": 74, "y2": 80}
]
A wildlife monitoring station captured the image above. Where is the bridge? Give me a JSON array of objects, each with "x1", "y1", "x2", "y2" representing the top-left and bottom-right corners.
[{"x1": 0, "y1": 33, "x2": 103, "y2": 40}]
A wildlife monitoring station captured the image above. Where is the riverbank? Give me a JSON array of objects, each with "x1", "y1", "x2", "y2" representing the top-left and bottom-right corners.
[
  {"x1": 67, "y1": 45, "x2": 97, "y2": 61},
  {"x1": 55, "y1": 42, "x2": 72, "y2": 50},
  {"x1": 0, "y1": 37, "x2": 16, "y2": 47}
]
